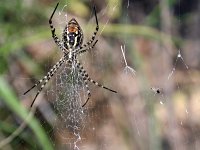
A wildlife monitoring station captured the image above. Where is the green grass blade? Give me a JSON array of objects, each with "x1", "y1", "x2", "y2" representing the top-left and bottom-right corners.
[{"x1": 0, "y1": 76, "x2": 53, "y2": 150}]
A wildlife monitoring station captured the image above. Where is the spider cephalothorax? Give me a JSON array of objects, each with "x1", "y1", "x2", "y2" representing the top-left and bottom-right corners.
[
  {"x1": 24, "y1": 3, "x2": 117, "y2": 108},
  {"x1": 63, "y1": 18, "x2": 83, "y2": 49}
]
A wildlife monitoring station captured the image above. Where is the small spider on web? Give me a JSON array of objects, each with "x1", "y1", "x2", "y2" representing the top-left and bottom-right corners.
[
  {"x1": 150, "y1": 87, "x2": 165, "y2": 105},
  {"x1": 151, "y1": 87, "x2": 162, "y2": 95},
  {"x1": 23, "y1": 2, "x2": 117, "y2": 108}
]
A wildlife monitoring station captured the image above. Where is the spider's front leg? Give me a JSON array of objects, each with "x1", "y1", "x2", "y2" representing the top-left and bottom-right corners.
[
  {"x1": 78, "y1": 6, "x2": 99, "y2": 53},
  {"x1": 49, "y1": 3, "x2": 66, "y2": 53}
]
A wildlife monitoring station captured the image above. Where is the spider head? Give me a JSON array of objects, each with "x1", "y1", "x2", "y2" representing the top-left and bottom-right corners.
[{"x1": 63, "y1": 18, "x2": 83, "y2": 49}]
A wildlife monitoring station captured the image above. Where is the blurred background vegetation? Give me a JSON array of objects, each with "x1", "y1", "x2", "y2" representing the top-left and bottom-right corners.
[{"x1": 0, "y1": 0, "x2": 200, "y2": 149}]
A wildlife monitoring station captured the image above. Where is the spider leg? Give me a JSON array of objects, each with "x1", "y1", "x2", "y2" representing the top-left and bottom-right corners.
[
  {"x1": 24, "y1": 55, "x2": 67, "y2": 107},
  {"x1": 76, "y1": 61, "x2": 91, "y2": 107},
  {"x1": 24, "y1": 56, "x2": 66, "y2": 95},
  {"x1": 87, "y1": 76, "x2": 117, "y2": 93},
  {"x1": 75, "y1": 60, "x2": 117, "y2": 94},
  {"x1": 30, "y1": 57, "x2": 67, "y2": 107},
  {"x1": 78, "y1": 6, "x2": 99, "y2": 52},
  {"x1": 76, "y1": 40, "x2": 98, "y2": 55},
  {"x1": 81, "y1": 79, "x2": 91, "y2": 107},
  {"x1": 49, "y1": 3, "x2": 66, "y2": 53}
]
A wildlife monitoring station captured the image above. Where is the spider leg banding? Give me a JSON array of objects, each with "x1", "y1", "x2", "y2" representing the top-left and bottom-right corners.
[
  {"x1": 24, "y1": 3, "x2": 117, "y2": 108},
  {"x1": 24, "y1": 55, "x2": 67, "y2": 107},
  {"x1": 75, "y1": 60, "x2": 117, "y2": 107}
]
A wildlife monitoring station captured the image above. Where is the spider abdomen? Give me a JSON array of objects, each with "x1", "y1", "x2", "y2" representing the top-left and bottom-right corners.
[{"x1": 63, "y1": 18, "x2": 83, "y2": 49}]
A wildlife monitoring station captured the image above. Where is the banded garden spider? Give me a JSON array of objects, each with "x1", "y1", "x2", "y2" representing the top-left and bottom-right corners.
[{"x1": 24, "y1": 3, "x2": 117, "y2": 108}]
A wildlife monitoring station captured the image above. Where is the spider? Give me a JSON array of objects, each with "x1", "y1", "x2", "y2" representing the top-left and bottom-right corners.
[{"x1": 24, "y1": 3, "x2": 117, "y2": 108}]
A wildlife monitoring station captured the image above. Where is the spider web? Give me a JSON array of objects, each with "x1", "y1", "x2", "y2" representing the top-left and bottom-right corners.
[
  {"x1": 1, "y1": 0, "x2": 199, "y2": 149},
  {"x1": 44, "y1": 5, "x2": 89, "y2": 150},
  {"x1": 38, "y1": 2, "x2": 122, "y2": 149},
  {"x1": 47, "y1": 63, "x2": 87, "y2": 149},
  {"x1": 16, "y1": 0, "x2": 197, "y2": 150}
]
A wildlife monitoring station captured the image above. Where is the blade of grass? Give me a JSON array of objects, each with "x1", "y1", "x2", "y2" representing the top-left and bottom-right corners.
[
  {"x1": 0, "y1": 76, "x2": 53, "y2": 150},
  {"x1": 0, "y1": 121, "x2": 34, "y2": 147}
]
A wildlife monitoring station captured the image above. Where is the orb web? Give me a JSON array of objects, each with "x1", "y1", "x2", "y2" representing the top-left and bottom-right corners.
[
  {"x1": 1, "y1": 0, "x2": 199, "y2": 149},
  {"x1": 21, "y1": 0, "x2": 199, "y2": 149},
  {"x1": 47, "y1": 62, "x2": 88, "y2": 147},
  {"x1": 38, "y1": 1, "x2": 198, "y2": 150}
]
